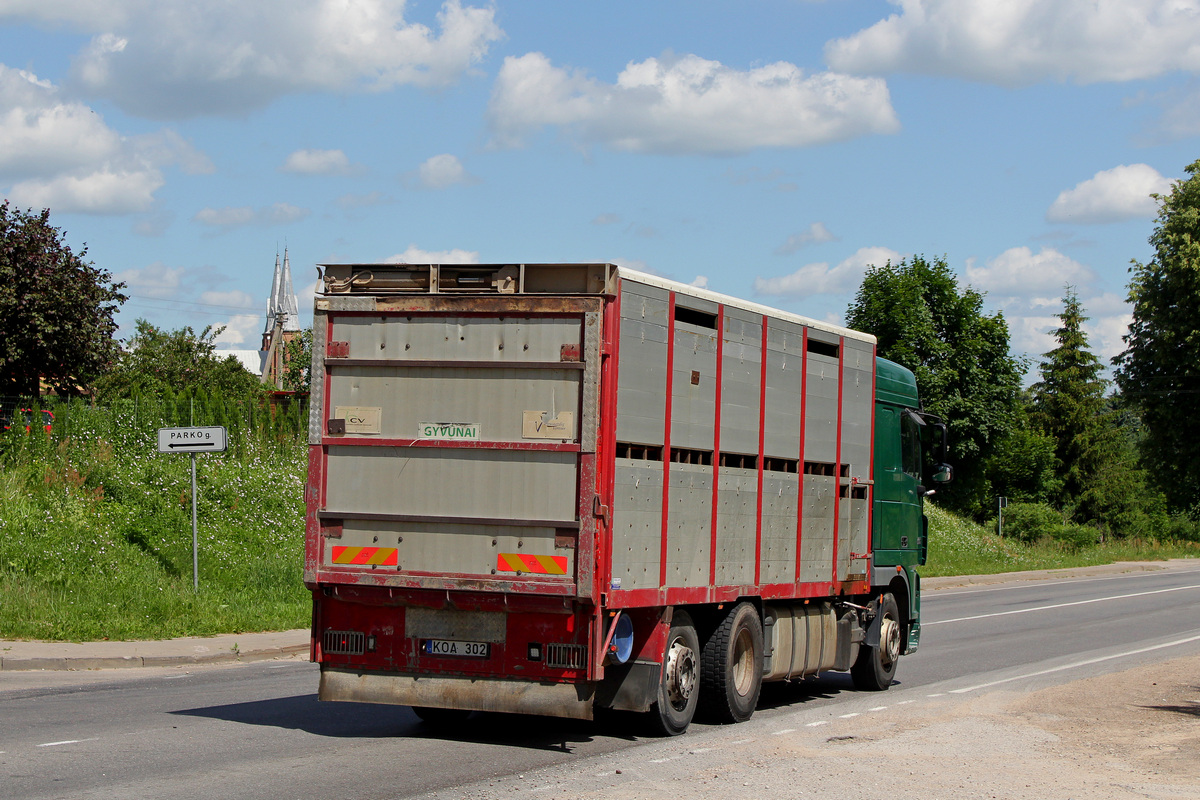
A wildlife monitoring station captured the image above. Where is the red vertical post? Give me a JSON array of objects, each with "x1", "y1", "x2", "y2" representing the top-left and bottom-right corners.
[
  {"x1": 794, "y1": 327, "x2": 809, "y2": 584},
  {"x1": 831, "y1": 336, "x2": 845, "y2": 584},
  {"x1": 598, "y1": 289, "x2": 623, "y2": 604},
  {"x1": 754, "y1": 316, "x2": 768, "y2": 586},
  {"x1": 659, "y1": 292, "x2": 676, "y2": 590},
  {"x1": 709, "y1": 305, "x2": 725, "y2": 588}
]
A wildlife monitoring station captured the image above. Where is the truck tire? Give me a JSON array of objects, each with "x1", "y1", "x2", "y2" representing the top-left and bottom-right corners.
[
  {"x1": 699, "y1": 602, "x2": 763, "y2": 723},
  {"x1": 647, "y1": 610, "x2": 700, "y2": 736},
  {"x1": 851, "y1": 592, "x2": 901, "y2": 691}
]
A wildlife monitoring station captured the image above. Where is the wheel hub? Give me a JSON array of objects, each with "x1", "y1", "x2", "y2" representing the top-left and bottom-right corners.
[
  {"x1": 879, "y1": 615, "x2": 901, "y2": 668},
  {"x1": 664, "y1": 638, "x2": 696, "y2": 708}
]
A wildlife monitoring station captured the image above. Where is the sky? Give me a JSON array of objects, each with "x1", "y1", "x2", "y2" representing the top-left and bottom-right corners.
[{"x1": 2, "y1": 0, "x2": 1198, "y2": 376}]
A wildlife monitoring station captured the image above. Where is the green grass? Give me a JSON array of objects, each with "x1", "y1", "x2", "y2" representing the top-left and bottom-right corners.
[
  {"x1": 923, "y1": 503, "x2": 1200, "y2": 577},
  {"x1": 0, "y1": 399, "x2": 309, "y2": 641},
  {"x1": 3, "y1": 399, "x2": 1197, "y2": 641}
]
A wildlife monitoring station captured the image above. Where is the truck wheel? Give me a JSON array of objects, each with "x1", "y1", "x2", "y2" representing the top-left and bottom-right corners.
[
  {"x1": 851, "y1": 592, "x2": 901, "y2": 691},
  {"x1": 647, "y1": 610, "x2": 700, "y2": 736},
  {"x1": 699, "y1": 602, "x2": 763, "y2": 723}
]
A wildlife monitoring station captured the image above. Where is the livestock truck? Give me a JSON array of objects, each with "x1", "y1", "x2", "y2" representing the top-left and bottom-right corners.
[{"x1": 304, "y1": 262, "x2": 951, "y2": 735}]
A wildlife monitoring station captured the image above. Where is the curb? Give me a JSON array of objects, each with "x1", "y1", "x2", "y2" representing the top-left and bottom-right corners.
[{"x1": 0, "y1": 641, "x2": 309, "y2": 672}]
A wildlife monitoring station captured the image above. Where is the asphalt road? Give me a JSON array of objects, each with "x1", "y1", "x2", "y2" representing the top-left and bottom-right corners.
[{"x1": 4, "y1": 561, "x2": 1200, "y2": 800}]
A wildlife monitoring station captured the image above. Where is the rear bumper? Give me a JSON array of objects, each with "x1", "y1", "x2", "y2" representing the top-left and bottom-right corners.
[{"x1": 319, "y1": 666, "x2": 596, "y2": 720}]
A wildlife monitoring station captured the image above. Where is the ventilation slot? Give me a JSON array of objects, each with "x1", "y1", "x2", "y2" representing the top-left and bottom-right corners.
[
  {"x1": 616, "y1": 442, "x2": 663, "y2": 461},
  {"x1": 545, "y1": 643, "x2": 587, "y2": 670},
  {"x1": 807, "y1": 338, "x2": 840, "y2": 359},
  {"x1": 324, "y1": 630, "x2": 366, "y2": 655}
]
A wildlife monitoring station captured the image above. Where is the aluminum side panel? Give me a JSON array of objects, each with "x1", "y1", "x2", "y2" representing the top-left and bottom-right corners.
[
  {"x1": 330, "y1": 315, "x2": 581, "y2": 362},
  {"x1": 759, "y1": 473, "x2": 799, "y2": 584},
  {"x1": 665, "y1": 464, "x2": 712, "y2": 587},
  {"x1": 799, "y1": 475, "x2": 836, "y2": 583},
  {"x1": 669, "y1": 325, "x2": 718, "y2": 451},
  {"x1": 714, "y1": 466, "x2": 757, "y2": 586},
  {"x1": 324, "y1": 447, "x2": 578, "y2": 522},
  {"x1": 720, "y1": 313, "x2": 762, "y2": 456},
  {"x1": 804, "y1": 355, "x2": 840, "y2": 465},
  {"x1": 327, "y1": 366, "x2": 581, "y2": 443},
  {"x1": 327, "y1": 519, "x2": 569, "y2": 578},
  {"x1": 609, "y1": 461, "x2": 664, "y2": 592}
]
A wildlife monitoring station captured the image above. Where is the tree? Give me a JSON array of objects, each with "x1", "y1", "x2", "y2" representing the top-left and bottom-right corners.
[
  {"x1": 282, "y1": 328, "x2": 313, "y2": 394},
  {"x1": 1029, "y1": 288, "x2": 1111, "y2": 513},
  {"x1": 0, "y1": 202, "x2": 127, "y2": 396},
  {"x1": 94, "y1": 320, "x2": 263, "y2": 401},
  {"x1": 1114, "y1": 158, "x2": 1200, "y2": 511},
  {"x1": 847, "y1": 255, "x2": 1024, "y2": 516}
]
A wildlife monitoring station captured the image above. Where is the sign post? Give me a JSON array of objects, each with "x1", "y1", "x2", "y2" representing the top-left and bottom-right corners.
[
  {"x1": 998, "y1": 496, "x2": 1008, "y2": 538},
  {"x1": 157, "y1": 427, "x2": 227, "y2": 590}
]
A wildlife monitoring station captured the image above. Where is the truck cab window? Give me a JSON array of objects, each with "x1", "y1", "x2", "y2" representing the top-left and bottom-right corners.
[{"x1": 901, "y1": 413, "x2": 922, "y2": 479}]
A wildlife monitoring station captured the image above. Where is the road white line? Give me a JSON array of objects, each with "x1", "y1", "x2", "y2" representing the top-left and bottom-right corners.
[
  {"x1": 926, "y1": 693, "x2": 945, "y2": 697},
  {"x1": 949, "y1": 632, "x2": 1200, "y2": 694},
  {"x1": 729, "y1": 738, "x2": 755, "y2": 745},
  {"x1": 896, "y1": 700, "x2": 914, "y2": 705},
  {"x1": 806, "y1": 721, "x2": 829, "y2": 727},
  {"x1": 839, "y1": 713, "x2": 860, "y2": 719},
  {"x1": 869, "y1": 706, "x2": 888, "y2": 712},
  {"x1": 927, "y1": 569, "x2": 1200, "y2": 599},
  {"x1": 925, "y1": 584, "x2": 1200, "y2": 626},
  {"x1": 772, "y1": 729, "x2": 795, "y2": 736},
  {"x1": 37, "y1": 738, "x2": 99, "y2": 748}
]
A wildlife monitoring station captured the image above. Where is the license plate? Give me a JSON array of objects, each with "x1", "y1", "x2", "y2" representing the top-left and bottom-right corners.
[{"x1": 422, "y1": 639, "x2": 491, "y2": 658}]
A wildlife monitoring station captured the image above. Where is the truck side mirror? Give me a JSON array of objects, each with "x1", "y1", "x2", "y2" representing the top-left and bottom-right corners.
[{"x1": 931, "y1": 463, "x2": 953, "y2": 484}]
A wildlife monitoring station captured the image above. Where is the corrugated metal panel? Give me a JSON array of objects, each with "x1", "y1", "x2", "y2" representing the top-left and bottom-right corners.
[
  {"x1": 327, "y1": 366, "x2": 580, "y2": 443},
  {"x1": 669, "y1": 325, "x2": 717, "y2": 451},
  {"x1": 330, "y1": 315, "x2": 580, "y2": 363},
  {"x1": 799, "y1": 476, "x2": 836, "y2": 583},
  {"x1": 615, "y1": 298, "x2": 669, "y2": 446},
  {"x1": 804, "y1": 355, "x2": 840, "y2": 465},
  {"x1": 763, "y1": 322, "x2": 805, "y2": 460},
  {"x1": 719, "y1": 311, "x2": 762, "y2": 456},
  {"x1": 324, "y1": 447, "x2": 578, "y2": 522},
  {"x1": 328, "y1": 519, "x2": 569, "y2": 578},
  {"x1": 714, "y1": 467, "x2": 757, "y2": 586},
  {"x1": 759, "y1": 473, "x2": 799, "y2": 584},
  {"x1": 665, "y1": 464, "x2": 712, "y2": 587},
  {"x1": 609, "y1": 461, "x2": 664, "y2": 592}
]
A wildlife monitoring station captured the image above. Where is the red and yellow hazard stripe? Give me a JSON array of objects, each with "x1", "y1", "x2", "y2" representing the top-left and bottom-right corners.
[
  {"x1": 496, "y1": 553, "x2": 568, "y2": 575},
  {"x1": 331, "y1": 546, "x2": 398, "y2": 566}
]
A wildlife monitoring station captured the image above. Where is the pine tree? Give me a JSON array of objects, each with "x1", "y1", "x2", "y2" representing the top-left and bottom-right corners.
[{"x1": 1029, "y1": 288, "x2": 1111, "y2": 517}]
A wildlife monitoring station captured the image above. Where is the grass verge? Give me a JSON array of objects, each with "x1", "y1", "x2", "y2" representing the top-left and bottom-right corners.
[{"x1": 924, "y1": 503, "x2": 1200, "y2": 577}]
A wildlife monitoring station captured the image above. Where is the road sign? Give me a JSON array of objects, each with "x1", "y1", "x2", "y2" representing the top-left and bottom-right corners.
[
  {"x1": 157, "y1": 426, "x2": 227, "y2": 453},
  {"x1": 156, "y1": 425, "x2": 227, "y2": 590}
]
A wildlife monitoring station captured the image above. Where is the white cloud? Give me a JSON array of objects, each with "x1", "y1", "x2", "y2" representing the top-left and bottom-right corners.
[
  {"x1": 826, "y1": 0, "x2": 1200, "y2": 86},
  {"x1": 405, "y1": 153, "x2": 476, "y2": 189},
  {"x1": 116, "y1": 261, "x2": 185, "y2": 298},
  {"x1": 336, "y1": 191, "x2": 392, "y2": 209},
  {"x1": 966, "y1": 246, "x2": 1094, "y2": 294},
  {"x1": 281, "y1": 148, "x2": 359, "y2": 176},
  {"x1": 592, "y1": 213, "x2": 621, "y2": 225},
  {"x1": 690, "y1": 276, "x2": 709, "y2": 289},
  {"x1": 488, "y1": 52, "x2": 899, "y2": 154},
  {"x1": 16, "y1": 0, "x2": 503, "y2": 119},
  {"x1": 775, "y1": 222, "x2": 838, "y2": 255},
  {"x1": 193, "y1": 202, "x2": 310, "y2": 230},
  {"x1": 0, "y1": 65, "x2": 206, "y2": 213},
  {"x1": 753, "y1": 246, "x2": 901, "y2": 299},
  {"x1": 7, "y1": 168, "x2": 164, "y2": 214},
  {"x1": 385, "y1": 245, "x2": 480, "y2": 263},
  {"x1": 1046, "y1": 164, "x2": 1173, "y2": 223},
  {"x1": 211, "y1": 313, "x2": 262, "y2": 348}
]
